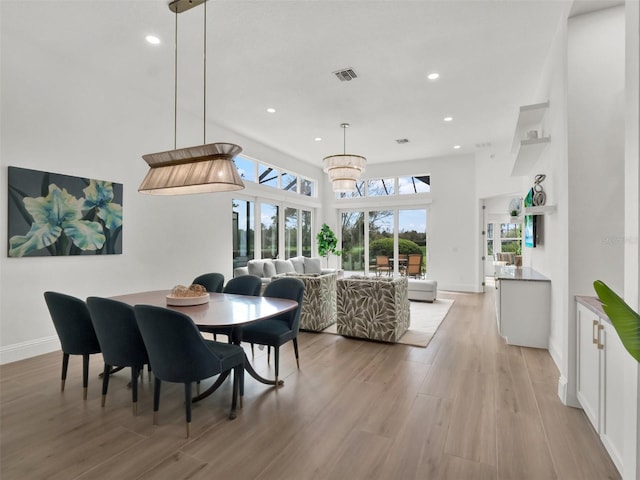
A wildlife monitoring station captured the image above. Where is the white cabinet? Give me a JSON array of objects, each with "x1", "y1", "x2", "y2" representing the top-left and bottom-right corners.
[
  {"x1": 575, "y1": 299, "x2": 626, "y2": 474},
  {"x1": 494, "y1": 267, "x2": 550, "y2": 348}
]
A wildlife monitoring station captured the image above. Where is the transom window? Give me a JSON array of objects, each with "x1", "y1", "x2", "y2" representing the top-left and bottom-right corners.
[
  {"x1": 338, "y1": 175, "x2": 430, "y2": 199},
  {"x1": 233, "y1": 154, "x2": 316, "y2": 197}
]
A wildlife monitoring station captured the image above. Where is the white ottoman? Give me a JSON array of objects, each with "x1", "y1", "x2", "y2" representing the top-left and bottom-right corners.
[{"x1": 407, "y1": 279, "x2": 437, "y2": 302}]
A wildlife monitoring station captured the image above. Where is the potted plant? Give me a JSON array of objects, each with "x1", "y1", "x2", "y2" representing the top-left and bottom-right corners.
[
  {"x1": 316, "y1": 223, "x2": 342, "y2": 267},
  {"x1": 594, "y1": 280, "x2": 640, "y2": 362}
]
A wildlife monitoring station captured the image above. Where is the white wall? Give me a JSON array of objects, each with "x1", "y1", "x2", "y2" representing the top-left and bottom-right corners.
[
  {"x1": 624, "y1": 1, "x2": 640, "y2": 477},
  {"x1": 0, "y1": 1, "x2": 323, "y2": 363}
]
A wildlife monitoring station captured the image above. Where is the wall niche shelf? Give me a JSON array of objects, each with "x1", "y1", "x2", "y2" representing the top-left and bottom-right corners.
[
  {"x1": 524, "y1": 205, "x2": 556, "y2": 215},
  {"x1": 511, "y1": 101, "x2": 550, "y2": 176}
]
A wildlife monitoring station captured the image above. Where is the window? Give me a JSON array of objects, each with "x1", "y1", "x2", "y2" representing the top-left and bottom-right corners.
[
  {"x1": 232, "y1": 199, "x2": 254, "y2": 268},
  {"x1": 281, "y1": 172, "x2": 297, "y2": 193},
  {"x1": 367, "y1": 179, "x2": 394, "y2": 196},
  {"x1": 398, "y1": 209, "x2": 427, "y2": 273},
  {"x1": 339, "y1": 180, "x2": 365, "y2": 199},
  {"x1": 301, "y1": 209, "x2": 312, "y2": 257},
  {"x1": 234, "y1": 156, "x2": 256, "y2": 182},
  {"x1": 258, "y1": 164, "x2": 279, "y2": 188},
  {"x1": 500, "y1": 222, "x2": 522, "y2": 255},
  {"x1": 300, "y1": 178, "x2": 314, "y2": 197},
  {"x1": 341, "y1": 211, "x2": 365, "y2": 272},
  {"x1": 284, "y1": 207, "x2": 298, "y2": 259},
  {"x1": 487, "y1": 223, "x2": 494, "y2": 256},
  {"x1": 399, "y1": 175, "x2": 430, "y2": 194},
  {"x1": 340, "y1": 208, "x2": 428, "y2": 276},
  {"x1": 337, "y1": 174, "x2": 430, "y2": 199},
  {"x1": 261, "y1": 203, "x2": 279, "y2": 258}
]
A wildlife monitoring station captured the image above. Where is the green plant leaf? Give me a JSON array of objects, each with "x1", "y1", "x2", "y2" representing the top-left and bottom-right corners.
[{"x1": 593, "y1": 280, "x2": 640, "y2": 363}]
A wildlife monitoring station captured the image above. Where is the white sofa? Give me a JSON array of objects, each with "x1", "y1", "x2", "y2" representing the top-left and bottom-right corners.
[{"x1": 233, "y1": 256, "x2": 334, "y2": 284}]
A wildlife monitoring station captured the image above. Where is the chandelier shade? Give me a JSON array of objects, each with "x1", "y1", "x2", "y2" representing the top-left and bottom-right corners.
[
  {"x1": 139, "y1": 143, "x2": 244, "y2": 195},
  {"x1": 139, "y1": 0, "x2": 245, "y2": 195},
  {"x1": 323, "y1": 124, "x2": 366, "y2": 192}
]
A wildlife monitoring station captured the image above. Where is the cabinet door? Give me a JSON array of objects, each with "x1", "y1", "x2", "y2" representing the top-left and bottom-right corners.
[
  {"x1": 576, "y1": 304, "x2": 600, "y2": 431},
  {"x1": 494, "y1": 279, "x2": 501, "y2": 333},
  {"x1": 600, "y1": 320, "x2": 626, "y2": 473}
]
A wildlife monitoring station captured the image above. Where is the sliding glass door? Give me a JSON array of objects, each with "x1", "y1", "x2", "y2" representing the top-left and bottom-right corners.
[
  {"x1": 341, "y1": 211, "x2": 365, "y2": 272},
  {"x1": 340, "y1": 207, "x2": 427, "y2": 276}
]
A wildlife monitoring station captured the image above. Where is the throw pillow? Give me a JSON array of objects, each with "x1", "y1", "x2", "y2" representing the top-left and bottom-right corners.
[
  {"x1": 289, "y1": 256, "x2": 305, "y2": 274},
  {"x1": 274, "y1": 259, "x2": 295, "y2": 274},
  {"x1": 247, "y1": 260, "x2": 265, "y2": 277},
  {"x1": 304, "y1": 257, "x2": 322, "y2": 274},
  {"x1": 263, "y1": 261, "x2": 277, "y2": 278}
]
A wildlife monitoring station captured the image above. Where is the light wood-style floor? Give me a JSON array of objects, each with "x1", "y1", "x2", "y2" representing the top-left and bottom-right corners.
[{"x1": 1, "y1": 290, "x2": 621, "y2": 479}]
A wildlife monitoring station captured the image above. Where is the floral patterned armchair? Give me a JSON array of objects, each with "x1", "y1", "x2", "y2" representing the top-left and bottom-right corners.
[
  {"x1": 336, "y1": 276, "x2": 410, "y2": 342},
  {"x1": 274, "y1": 272, "x2": 337, "y2": 331}
]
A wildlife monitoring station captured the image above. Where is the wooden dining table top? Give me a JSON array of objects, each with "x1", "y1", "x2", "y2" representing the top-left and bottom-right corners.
[{"x1": 110, "y1": 290, "x2": 298, "y2": 328}]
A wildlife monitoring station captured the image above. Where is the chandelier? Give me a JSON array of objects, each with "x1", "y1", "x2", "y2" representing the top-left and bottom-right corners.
[
  {"x1": 322, "y1": 123, "x2": 366, "y2": 193},
  {"x1": 138, "y1": 0, "x2": 244, "y2": 195}
]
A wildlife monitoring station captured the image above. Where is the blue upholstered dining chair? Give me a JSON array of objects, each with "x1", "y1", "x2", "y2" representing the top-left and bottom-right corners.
[
  {"x1": 203, "y1": 275, "x2": 263, "y2": 343},
  {"x1": 223, "y1": 275, "x2": 262, "y2": 296},
  {"x1": 192, "y1": 273, "x2": 225, "y2": 293},
  {"x1": 86, "y1": 297, "x2": 150, "y2": 415},
  {"x1": 134, "y1": 305, "x2": 245, "y2": 438},
  {"x1": 44, "y1": 291, "x2": 101, "y2": 400},
  {"x1": 240, "y1": 277, "x2": 304, "y2": 385}
]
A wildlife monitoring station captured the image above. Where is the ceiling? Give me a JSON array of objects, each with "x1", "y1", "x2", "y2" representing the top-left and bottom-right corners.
[{"x1": 5, "y1": 0, "x2": 619, "y2": 168}]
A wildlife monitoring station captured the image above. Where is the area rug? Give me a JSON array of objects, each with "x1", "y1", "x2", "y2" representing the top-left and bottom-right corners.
[{"x1": 321, "y1": 298, "x2": 454, "y2": 348}]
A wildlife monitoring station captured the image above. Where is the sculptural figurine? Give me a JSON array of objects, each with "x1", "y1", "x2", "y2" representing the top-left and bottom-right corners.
[{"x1": 533, "y1": 174, "x2": 546, "y2": 206}]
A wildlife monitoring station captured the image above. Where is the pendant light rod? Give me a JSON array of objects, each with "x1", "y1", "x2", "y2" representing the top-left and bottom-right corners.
[
  {"x1": 341, "y1": 123, "x2": 349, "y2": 153},
  {"x1": 173, "y1": 8, "x2": 178, "y2": 150}
]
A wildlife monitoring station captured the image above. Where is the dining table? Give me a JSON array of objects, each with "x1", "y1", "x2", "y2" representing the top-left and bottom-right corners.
[{"x1": 110, "y1": 289, "x2": 298, "y2": 403}]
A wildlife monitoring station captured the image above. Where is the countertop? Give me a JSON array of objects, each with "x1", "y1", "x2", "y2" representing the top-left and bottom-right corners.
[
  {"x1": 576, "y1": 295, "x2": 610, "y2": 321},
  {"x1": 495, "y1": 266, "x2": 550, "y2": 282}
]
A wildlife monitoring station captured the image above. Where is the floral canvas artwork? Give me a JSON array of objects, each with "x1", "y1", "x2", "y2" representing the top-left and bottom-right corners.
[{"x1": 7, "y1": 167, "x2": 123, "y2": 257}]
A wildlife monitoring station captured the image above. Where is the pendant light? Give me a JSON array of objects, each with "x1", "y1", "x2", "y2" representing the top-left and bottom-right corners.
[
  {"x1": 139, "y1": 0, "x2": 244, "y2": 195},
  {"x1": 322, "y1": 123, "x2": 366, "y2": 193}
]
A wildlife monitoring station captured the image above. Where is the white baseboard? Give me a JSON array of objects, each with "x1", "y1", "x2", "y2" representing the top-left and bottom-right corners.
[
  {"x1": 440, "y1": 283, "x2": 482, "y2": 293},
  {"x1": 0, "y1": 335, "x2": 60, "y2": 365},
  {"x1": 548, "y1": 338, "x2": 562, "y2": 372}
]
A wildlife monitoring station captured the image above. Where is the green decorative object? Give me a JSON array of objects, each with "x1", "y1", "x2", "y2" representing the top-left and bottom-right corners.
[
  {"x1": 316, "y1": 223, "x2": 342, "y2": 263},
  {"x1": 593, "y1": 280, "x2": 640, "y2": 363}
]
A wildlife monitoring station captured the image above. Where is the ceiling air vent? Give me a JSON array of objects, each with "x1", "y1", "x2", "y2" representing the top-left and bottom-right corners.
[
  {"x1": 396, "y1": 138, "x2": 410, "y2": 144},
  {"x1": 333, "y1": 68, "x2": 358, "y2": 82}
]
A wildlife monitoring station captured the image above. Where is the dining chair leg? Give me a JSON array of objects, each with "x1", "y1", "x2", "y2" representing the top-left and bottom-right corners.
[
  {"x1": 251, "y1": 344, "x2": 254, "y2": 357},
  {"x1": 274, "y1": 347, "x2": 280, "y2": 386},
  {"x1": 101, "y1": 363, "x2": 111, "y2": 407},
  {"x1": 153, "y1": 377, "x2": 161, "y2": 426},
  {"x1": 267, "y1": 346, "x2": 271, "y2": 364},
  {"x1": 184, "y1": 382, "x2": 192, "y2": 438},
  {"x1": 293, "y1": 338, "x2": 300, "y2": 369},
  {"x1": 61, "y1": 353, "x2": 69, "y2": 392},
  {"x1": 131, "y1": 365, "x2": 139, "y2": 416},
  {"x1": 230, "y1": 365, "x2": 240, "y2": 419},
  {"x1": 147, "y1": 363, "x2": 152, "y2": 381},
  {"x1": 239, "y1": 365, "x2": 244, "y2": 408},
  {"x1": 82, "y1": 354, "x2": 90, "y2": 400}
]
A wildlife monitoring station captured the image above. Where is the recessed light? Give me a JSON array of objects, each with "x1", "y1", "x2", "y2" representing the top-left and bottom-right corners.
[
  {"x1": 145, "y1": 35, "x2": 160, "y2": 45},
  {"x1": 314, "y1": 137, "x2": 322, "y2": 142},
  {"x1": 266, "y1": 108, "x2": 276, "y2": 113},
  {"x1": 453, "y1": 145, "x2": 461, "y2": 149},
  {"x1": 427, "y1": 73, "x2": 440, "y2": 80},
  {"x1": 443, "y1": 116, "x2": 453, "y2": 122}
]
